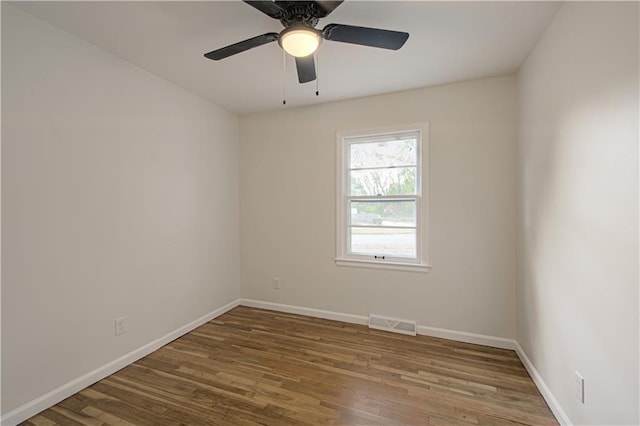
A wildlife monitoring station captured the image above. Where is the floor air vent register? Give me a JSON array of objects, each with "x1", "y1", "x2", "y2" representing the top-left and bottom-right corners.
[{"x1": 368, "y1": 314, "x2": 417, "y2": 336}]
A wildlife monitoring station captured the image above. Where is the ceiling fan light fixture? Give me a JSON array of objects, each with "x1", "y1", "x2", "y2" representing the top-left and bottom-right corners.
[{"x1": 279, "y1": 27, "x2": 321, "y2": 57}]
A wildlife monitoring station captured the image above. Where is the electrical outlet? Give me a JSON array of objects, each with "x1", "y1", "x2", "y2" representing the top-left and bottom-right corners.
[
  {"x1": 115, "y1": 317, "x2": 127, "y2": 336},
  {"x1": 272, "y1": 277, "x2": 280, "y2": 290},
  {"x1": 575, "y1": 371, "x2": 584, "y2": 403}
]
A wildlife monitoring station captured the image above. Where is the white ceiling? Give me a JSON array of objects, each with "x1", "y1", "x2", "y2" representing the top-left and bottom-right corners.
[{"x1": 12, "y1": 1, "x2": 561, "y2": 115}]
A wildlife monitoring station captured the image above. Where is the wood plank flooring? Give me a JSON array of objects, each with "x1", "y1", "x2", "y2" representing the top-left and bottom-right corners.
[{"x1": 23, "y1": 306, "x2": 558, "y2": 425}]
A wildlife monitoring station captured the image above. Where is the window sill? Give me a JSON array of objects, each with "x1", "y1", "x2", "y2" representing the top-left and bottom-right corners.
[{"x1": 335, "y1": 258, "x2": 431, "y2": 273}]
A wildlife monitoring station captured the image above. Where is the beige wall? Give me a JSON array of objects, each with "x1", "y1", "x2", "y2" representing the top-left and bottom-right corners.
[
  {"x1": 240, "y1": 75, "x2": 518, "y2": 338},
  {"x1": 6, "y1": 1, "x2": 638, "y2": 424},
  {"x1": 1, "y1": 5, "x2": 240, "y2": 414},
  {"x1": 517, "y1": 2, "x2": 639, "y2": 424}
]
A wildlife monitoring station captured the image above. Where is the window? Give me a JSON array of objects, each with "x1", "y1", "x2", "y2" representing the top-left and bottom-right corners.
[{"x1": 336, "y1": 123, "x2": 430, "y2": 272}]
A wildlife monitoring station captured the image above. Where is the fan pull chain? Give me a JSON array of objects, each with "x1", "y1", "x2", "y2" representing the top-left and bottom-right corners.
[
  {"x1": 282, "y1": 49, "x2": 287, "y2": 105},
  {"x1": 315, "y1": 52, "x2": 319, "y2": 96}
]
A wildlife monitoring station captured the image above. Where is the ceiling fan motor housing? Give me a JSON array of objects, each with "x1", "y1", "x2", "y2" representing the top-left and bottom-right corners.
[{"x1": 280, "y1": 3, "x2": 320, "y2": 28}]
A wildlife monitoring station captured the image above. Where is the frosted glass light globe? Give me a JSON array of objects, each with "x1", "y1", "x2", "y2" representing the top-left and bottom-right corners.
[{"x1": 280, "y1": 28, "x2": 321, "y2": 57}]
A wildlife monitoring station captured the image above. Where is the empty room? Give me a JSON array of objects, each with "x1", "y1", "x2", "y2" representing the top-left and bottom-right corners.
[{"x1": 2, "y1": 1, "x2": 638, "y2": 425}]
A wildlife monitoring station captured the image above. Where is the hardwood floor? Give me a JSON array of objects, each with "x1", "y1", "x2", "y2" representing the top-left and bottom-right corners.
[{"x1": 23, "y1": 306, "x2": 558, "y2": 425}]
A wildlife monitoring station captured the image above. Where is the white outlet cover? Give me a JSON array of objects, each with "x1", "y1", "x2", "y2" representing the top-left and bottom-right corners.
[
  {"x1": 115, "y1": 317, "x2": 126, "y2": 336},
  {"x1": 575, "y1": 371, "x2": 585, "y2": 403}
]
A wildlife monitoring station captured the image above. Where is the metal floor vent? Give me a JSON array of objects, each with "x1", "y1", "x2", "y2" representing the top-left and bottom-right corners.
[{"x1": 368, "y1": 314, "x2": 417, "y2": 336}]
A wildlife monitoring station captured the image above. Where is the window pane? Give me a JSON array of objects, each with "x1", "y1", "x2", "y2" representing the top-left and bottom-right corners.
[
  {"x1": 350, "y1": 200, "x2": 416, "y2": 227},
  {"x1": 349, "y1": 167, "x2": 416, "y2": 196},
  {"x1": 349, "y1": 138, "x2": 416, "y2": 169},
  {"x1": 349, "y1": 227, "x2": 416, "y2": 258}
]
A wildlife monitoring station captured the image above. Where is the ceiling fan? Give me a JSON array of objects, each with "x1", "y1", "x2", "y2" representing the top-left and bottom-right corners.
[{"x1": 204, "y1": 1, "x2": 409, "y2": 84}]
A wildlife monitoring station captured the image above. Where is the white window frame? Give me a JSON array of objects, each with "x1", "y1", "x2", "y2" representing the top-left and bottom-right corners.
[{"x1": 335, "y1": 122, "x2": 431, "y2": 273}]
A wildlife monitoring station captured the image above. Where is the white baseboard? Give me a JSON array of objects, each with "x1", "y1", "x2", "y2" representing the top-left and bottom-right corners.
[
  {"x1": 0, "y1": 299, "x2": 241, "y2": 426},
  {"x1": 240, "y1": 298, "x2": 514, "y2": 349},
  {"x1": 417, "y1": 325, "x2": 516, "y2": 350},
  {"x1": 239, "y1": 299, "x2": 369, "y2": 325},
  {"x1": 514, "y1": 342, "x2": 572, "y2": 426}
]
